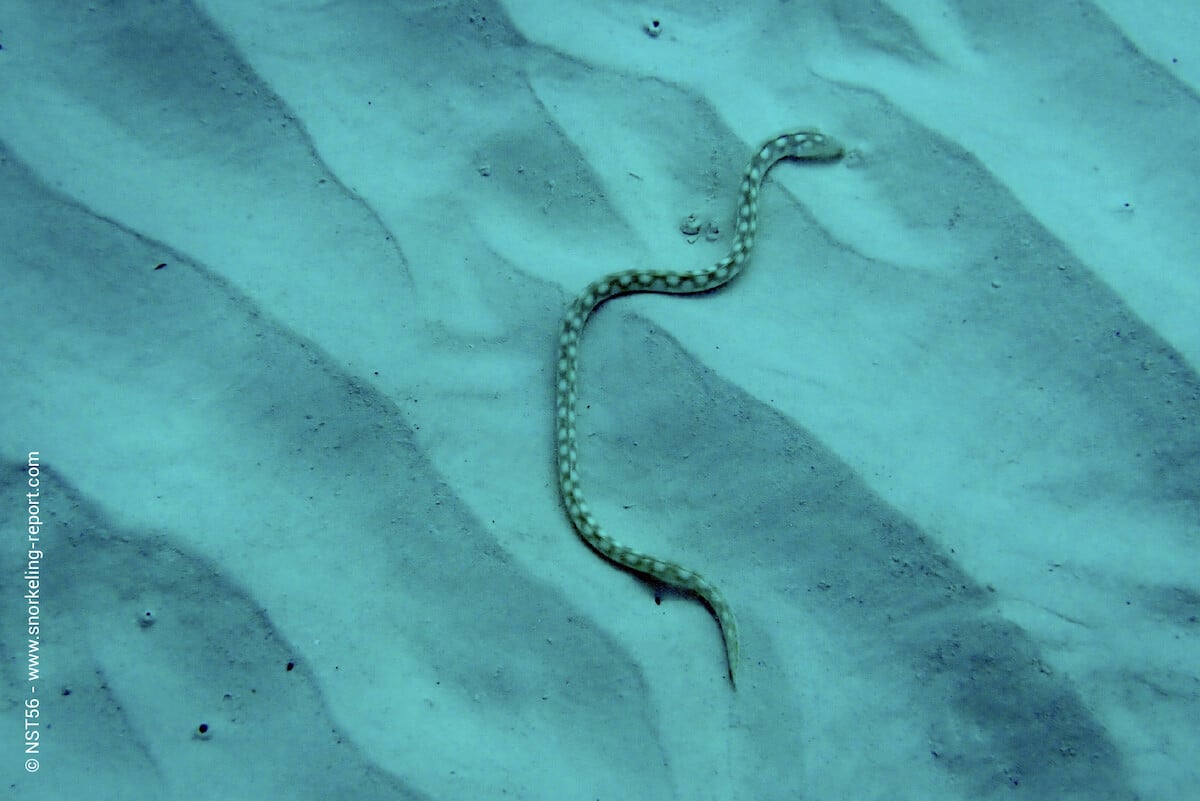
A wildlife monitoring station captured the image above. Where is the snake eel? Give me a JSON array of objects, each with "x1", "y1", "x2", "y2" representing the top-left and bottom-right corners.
[{"x1": 555, "y1": 130, "x2": 844, "y2": 687}]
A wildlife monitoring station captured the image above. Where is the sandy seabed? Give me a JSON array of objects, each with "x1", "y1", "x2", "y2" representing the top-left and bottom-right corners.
[{"x1": 1, "y1": 2, "x2": 1197, "y2": 799}]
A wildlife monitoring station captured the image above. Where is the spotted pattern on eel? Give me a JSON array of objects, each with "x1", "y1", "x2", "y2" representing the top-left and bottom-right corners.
[{"x1": 555, "y1": 130, "x2": 844, "y2": 687}]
